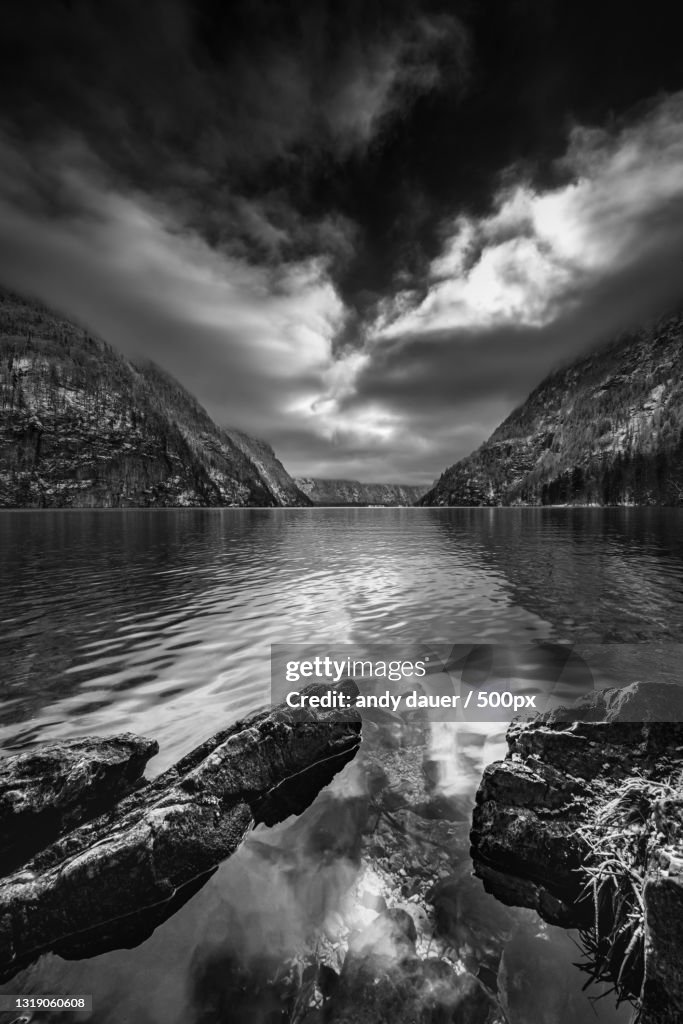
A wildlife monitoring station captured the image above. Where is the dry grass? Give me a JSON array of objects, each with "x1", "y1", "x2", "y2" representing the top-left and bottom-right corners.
[{"x1": 573, "y1": 772, "x2": 681, "y2": 1020}]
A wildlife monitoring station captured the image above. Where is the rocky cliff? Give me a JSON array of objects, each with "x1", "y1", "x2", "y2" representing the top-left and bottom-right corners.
[
  {"x1": 226, "y1": 427, "x2": 312, "y2": 507},
  {"x1": 296, "y1": 477, "x2": 425, "y2": 506},
  {"x1": 421, "y1": 311, "x2": 683, "y2": 506},
  {"x1": 0, "y1": 290, "x2": 311, "y2": 508}
]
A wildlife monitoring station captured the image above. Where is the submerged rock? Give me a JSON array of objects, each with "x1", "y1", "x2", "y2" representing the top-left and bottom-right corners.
[
  {"x1": 497, "y1": 923, "x2": 602, "y2": 1024},
  {"x1": 0, "y1": 682, "x2": 361, "y2": 979},
  {"x1": 248, "y1": 710, "x2": 512, "y2": 1024},
  {"x1": 470, "y1": 681, "x2": 683, "y2": 1023},
  {"x1": 327, "y1": 909, "x2": 491, "y2": 1024}
]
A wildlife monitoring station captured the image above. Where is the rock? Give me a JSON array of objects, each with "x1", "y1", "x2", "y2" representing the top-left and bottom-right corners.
[
  {"x1": 327, "y1": 910, "x2": 491, "y2": 1024},
  {"x1": 470, "y1": 681, "x2": 683, "y2": 1022},
  {"x1": 0, "y1": 734, "x2": 158, "y2": 874},
  {"x1": 348, "y1": 907, "x2": 418, "y2": 957},
  {"x1": 189, "y1": 950, "x2": 307, "y2": 1024},
  {"x1": 183, "y1": 698, "x2": 516, "y2": 1024},
  {"x1": 0, "y1": 682, "x2": 361, "y2": 978},
  {"x1": 470, "y1": 759, "x2": 589, "y2": 925},
  {"x1": 429, "y1": 874, "x2": 516, "y2": 983},
  {"x1": 471, "y1": 682, "x2": 683, "y2": 919},
  {"x1": 642, "y1": 851, "x2": 683, "y2": 1023},
  {"x1": 245, "y1": 705, "x2": 504, "y2": 1024},
  {"x1": 360, "y1": 740, "x2": 472, "y2": 892}
]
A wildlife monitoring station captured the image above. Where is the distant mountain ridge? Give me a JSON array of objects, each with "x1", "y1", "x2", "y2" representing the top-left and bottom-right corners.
[
  {"x1": 0, "y1": 290, "x2": 311, "y2": 508},
  {"x1": 224, "y1": 427, "x2": 310, "y2": 507},
  {"x1": 295, "y1": 477, "x2": 425, "y2": 506},
  {"x1": 420, "y1": 310, "x2": 683, "y2": 506}
]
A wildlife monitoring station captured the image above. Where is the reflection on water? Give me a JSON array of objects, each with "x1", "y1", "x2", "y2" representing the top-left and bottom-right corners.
[
  {"x1": 2, "y1": 508, "x2": 682, "y2": 767},
  {"x1": 1, "y1": 508, "x2": 682, "y2": 1023}
]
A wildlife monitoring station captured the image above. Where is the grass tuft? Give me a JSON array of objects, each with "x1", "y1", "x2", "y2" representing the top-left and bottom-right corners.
[{"x1": 573, "y1": 771, "x2": 681, "y2": 1021}]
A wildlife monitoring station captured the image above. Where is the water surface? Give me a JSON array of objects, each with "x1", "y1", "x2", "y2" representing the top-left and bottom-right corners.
[{"x1": 1, "y1": 508, "x2": 682, "y2": 1023}]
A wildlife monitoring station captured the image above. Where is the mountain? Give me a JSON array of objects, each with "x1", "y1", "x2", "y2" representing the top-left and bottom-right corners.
[
  {"x1": 420, "y1": 310, "x2": 683, "y2": 506},
  {"x1": 295, "y1": 477, "x2": 425, "y2": 506},
  {"x1": 224, "y1": 427, "x2": 311, "y2": 507},
  {"x1": 0, "y1": 290, "x2": 311, "y2": 508}
]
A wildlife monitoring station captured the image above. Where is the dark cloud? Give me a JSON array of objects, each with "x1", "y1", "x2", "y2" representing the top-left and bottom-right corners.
[
  {"x1": 5, "y1": 0, "x2": 680, "y2": 309},
  {"x1": 0, "y1": 0, "x2": 467, "y2": 278}
]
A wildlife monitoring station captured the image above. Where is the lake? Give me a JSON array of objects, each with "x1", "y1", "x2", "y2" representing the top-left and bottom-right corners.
[{"x1": 1, "y1": 507, "x2": 682, "y2": 1023}]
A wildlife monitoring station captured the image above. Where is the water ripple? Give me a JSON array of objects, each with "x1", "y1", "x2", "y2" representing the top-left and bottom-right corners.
[{"x1": 1, "y1": 508, "x2": 682, "y2": 771}]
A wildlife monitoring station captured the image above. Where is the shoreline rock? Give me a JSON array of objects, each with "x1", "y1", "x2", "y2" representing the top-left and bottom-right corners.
[
  {"x1": 470, "y1": 681, "x2": 683, "y2": 1023},
  {"x1": 0, "y1": 734, "x2": 158, "y2": 875},
  {"x1": 0, "y1": 682, "x2": 361, "y2": 979}
]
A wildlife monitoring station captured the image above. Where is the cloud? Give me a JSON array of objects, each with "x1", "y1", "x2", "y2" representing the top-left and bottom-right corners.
[
  {"x1": 372, "y1": 92, "x2": 683, "y2": 337},
  {"x1": 297, "y1": 92, "x2": 683, "y2": 479},
  {"x1": 0, "y1": 1, "x2": 467, "y2": 277},
  {"x1": 0, "y1": 131, "x2": 347, "y2": 435},
  {"x1": 0, "y1": 127, "x2": 446, "y2": 485},
  {"x1": 2, "y1": 15, "x2": 683, "y2": 489},
  {"x1": 319, "y1": 13, "x2": 467, "y2": 152}
]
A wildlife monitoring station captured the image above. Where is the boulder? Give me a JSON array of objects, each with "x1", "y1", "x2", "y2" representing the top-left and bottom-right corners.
[
  {"x1": 0, "y1": 734, "x2": 158, "y2": 874},
  {"x1": 0, "y1": 682, "x2": 361, "y2": 979},
  {"x1": 470, "y1": 681, "x2": 683, "y2": 1023}
]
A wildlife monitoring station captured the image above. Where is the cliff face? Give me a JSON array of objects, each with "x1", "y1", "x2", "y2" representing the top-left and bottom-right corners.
[
  {"x1": 421, "y1": 311, "x2": 683, "y2": 506},
  {"x1": 295, "y1": 478, "x2": 425, "y2": 506},
  {"x1": 0, "y1": 290, "x2": 310, "y2": 508},
  {"x1": 225, "y1": 428, "x2": 311, "y2": 507}
]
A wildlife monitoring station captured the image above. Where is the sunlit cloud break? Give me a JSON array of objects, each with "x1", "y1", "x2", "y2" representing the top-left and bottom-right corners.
[{"x1": 372, "y1": 92, "x2": 683, "y2": 338}]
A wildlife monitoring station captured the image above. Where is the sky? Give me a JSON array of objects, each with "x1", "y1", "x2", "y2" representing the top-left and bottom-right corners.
[{"x1": 2, "y1": 1, "x2": 683, "y2": 486}]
